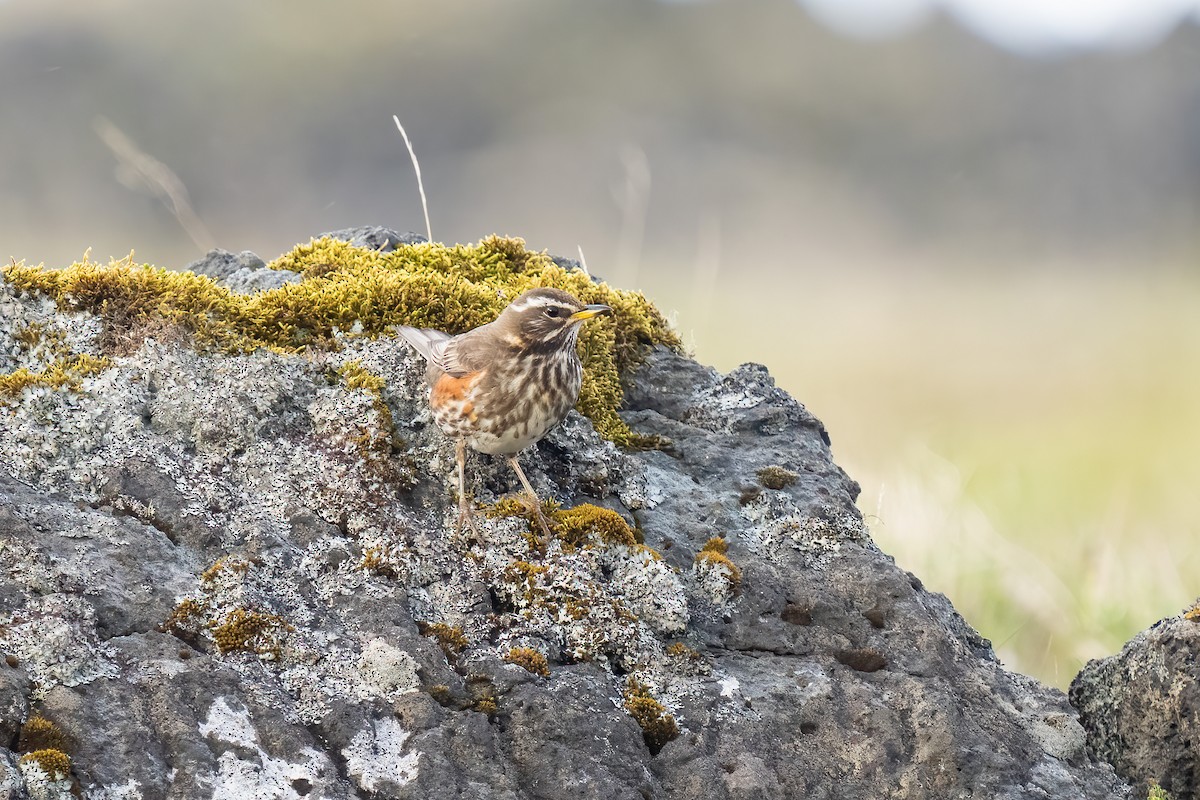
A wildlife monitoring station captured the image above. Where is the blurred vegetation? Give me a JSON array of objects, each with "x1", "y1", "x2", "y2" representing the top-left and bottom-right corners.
[{"x1": 2, "y1": 0, "x2": 1197, "y2": 688}]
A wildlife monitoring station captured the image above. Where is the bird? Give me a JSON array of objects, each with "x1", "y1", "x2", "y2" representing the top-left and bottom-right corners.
[{"x1": 395, "y1": 287, "x2": 612, "y2": 538}]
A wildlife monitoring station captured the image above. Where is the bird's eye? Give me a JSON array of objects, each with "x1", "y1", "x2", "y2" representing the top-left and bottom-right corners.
[{"x1": 544, "y1": 306, "x2": 561, "y2": 318}]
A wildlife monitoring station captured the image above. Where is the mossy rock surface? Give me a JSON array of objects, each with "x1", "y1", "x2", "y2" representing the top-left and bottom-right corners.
[{"x1": 1, "y1": 235, "x2": 679, "y2": 445}]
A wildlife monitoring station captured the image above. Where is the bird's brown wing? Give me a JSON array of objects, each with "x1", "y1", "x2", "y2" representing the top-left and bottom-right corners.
[{"x1": 435, "y1": 322, "x2": 501, "y2": 377}]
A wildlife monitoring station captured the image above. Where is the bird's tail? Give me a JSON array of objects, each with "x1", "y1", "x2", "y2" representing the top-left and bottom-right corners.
[{"x1": 394, "y1": 325, "x2": 451, "y2": 363}]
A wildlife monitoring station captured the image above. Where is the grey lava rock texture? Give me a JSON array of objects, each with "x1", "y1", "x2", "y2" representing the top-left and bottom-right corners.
[
  {"x1": 1070, "y1": 606, "x2": 1200, "y2": 800},
  {"x1": 0, "y1": 236, "x2": 1133, "y2": 799}
]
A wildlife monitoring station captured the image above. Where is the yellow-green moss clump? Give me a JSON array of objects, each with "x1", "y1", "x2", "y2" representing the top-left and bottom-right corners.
[
  {"x1": 19, "y1": 748, "x2": 72, "y2": 780},
  {"x1": 489, "y1": 500, "x2": 642, "y2": 552},
  {"x1": 623, "y1": 678, "x2": 679, "y2": 754},
  {"x1": 2, "y1": 236, "x2": 679, "y2": 445},
  {"x1": 418, "y1": 622, "x2": 469, "y2": 662},
  {"x1": 210, "y1": 608, "x2": 293, "y2": 660},
  {"x1": 1184, "y1": 601, "x2": 1200, "y2": 622},
  {"x1": 504, "y1": 646, "x2": 550, "y2": 677},
  {"x1": 18, "y1": 716, "x2": 68, "y2": 754},
  {"x1": 552, "y1": 504, "x2": 637, "y2": 549},
  {"x1": 0, "y1": 354, "x2": 111, "y2": 404},
  {"x1": 757, "y1": 465, "x2": 799, "y2": 490},
  {"x1": 17, "y1": 715, "x2": 72, "y2": 782}
]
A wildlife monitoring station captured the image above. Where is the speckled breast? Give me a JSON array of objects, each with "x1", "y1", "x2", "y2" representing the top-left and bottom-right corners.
[{"x1": 429, "y1": 354, "x2": 582, "y2": 456}]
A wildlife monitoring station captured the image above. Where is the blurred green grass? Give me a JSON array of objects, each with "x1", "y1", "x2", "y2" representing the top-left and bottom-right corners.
[{"x1": 662, "y1": 266, "x2": 1200, "y2": 688}]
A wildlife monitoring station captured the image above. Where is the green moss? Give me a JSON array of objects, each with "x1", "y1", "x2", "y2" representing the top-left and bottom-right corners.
[
  {"x1": 19, "y1": 748, "x2": 72, "y2": 780},
  {"x1": 551, "y1": 504, "x2": 637, "y2": 549},
  {"x1": 1147, "y1": 782, "x2": 1173, "y2": 800},
  {"x1": 757, "y1": 465, "x2": 799, "y2": 490},
  {"x1": 0, "y1": 354, "x2": 111, "y2": 403},
  {"x1": 623, "y1": 678, "x2": 679, "y2": 754},
  {"x1": 504, "y1": 647, "x2": 550, "y2": 677},
  {"x1": 418, "y1": 621, "x2": 469, "y2": 662},
  {"x1": 18, "y1": 716, "x2": 68, "y2": 754},
  {"x1": 3, "y1": 237, "x2": 679, "y2": 445}
]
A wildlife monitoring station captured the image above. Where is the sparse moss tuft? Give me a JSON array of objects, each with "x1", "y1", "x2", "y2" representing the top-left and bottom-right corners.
[
  {"x1": 665, "y1": 642, "x2": 700, "y2": 662},
  {"x1": 486, "y1": 495, "x2": 559, "y2": 522},
  {"x1": 700, "y1": 536, "x2": 728, "y2": 555},
  {"x1": 200, "y1": 557, "x2": 250, "y2": 583},
  {"x1": 1184, "y1": 602, "x2": 1200, "y2": 622},
  {"x1": 418, "y1": 622, "x2": 469, "y2": 662},
  {"x1": 0, "y1": 354, "x2": 111, "y2": 404},
  {"x1": 332, "y1": 359, "x2": 411, "y2": 487},
  {"x1": 18, "y1": 716, "x2": 68, "y2": 754},
  {"x1": 551, "y1": 504, "x2": 637, "y2": 550},
  {"x1": 19, "y1": 748, "x2": 72, "y2": 780},
  {"x1": 2, "y1": 237, "x2": 680, "y2": 445},
  {"x1": 473, "y1": 695, "x2": 499, "y2": 716},
  {"x1": 694, "y1": 549, "x2": 743, "y2": 594},
  {"x1": 360, "y1": 546, "x2": 400, "y2": 579},
  {"x1": 665, "y1": 642, "x2": 709, "y2": 675},
  {"x1": 162, "y1": 597, "x2": 206, "y2": 634},
  {"x1": 504, "y1": 647, "x2": 550, "y2": 677},
  {"x1": 757, "y1": 465, "x2": 799, "y2": 490},
  {"x1": 623, "y1": 678, "x2": 679, "y2": 754}
]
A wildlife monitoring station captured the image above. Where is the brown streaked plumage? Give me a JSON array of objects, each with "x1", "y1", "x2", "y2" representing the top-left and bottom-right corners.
[{"x1": 396, "y1": 287, "x2": 612, "y2": 536}]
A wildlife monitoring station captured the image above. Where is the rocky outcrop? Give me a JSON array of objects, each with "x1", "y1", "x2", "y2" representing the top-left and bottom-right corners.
[
  {"x1": 1070, "y1": 607, "x2": 1200, "y2": 800},
  {"x1": 0, "y1": 233, "x2": 1131, "y2": 799}
]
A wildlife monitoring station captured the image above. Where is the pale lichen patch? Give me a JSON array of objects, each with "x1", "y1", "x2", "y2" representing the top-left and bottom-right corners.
[
  {"x1": 342, "y1": 716, "x2": 420, "y2": 792},
  {"x1": 196, "y1": 697, "x2": 333, "y2": 800}
]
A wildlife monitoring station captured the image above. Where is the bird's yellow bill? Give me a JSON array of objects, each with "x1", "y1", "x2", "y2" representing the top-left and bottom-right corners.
[{"x1": 570, "y1": 304, "x2": 612, "y2": 321}]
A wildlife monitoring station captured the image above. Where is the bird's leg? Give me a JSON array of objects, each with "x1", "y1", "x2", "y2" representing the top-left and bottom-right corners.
[
  {"x1": 455, "y1": 438, "x2": 478, "y2": 538},
  {"x1": 507, "y1": 455, "x2": 554, "y2": 540}
]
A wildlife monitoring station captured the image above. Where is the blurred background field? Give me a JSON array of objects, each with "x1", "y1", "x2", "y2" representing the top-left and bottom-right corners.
[{"x1": 2, "y1": 0, "x2": 1198, "y2": 688}]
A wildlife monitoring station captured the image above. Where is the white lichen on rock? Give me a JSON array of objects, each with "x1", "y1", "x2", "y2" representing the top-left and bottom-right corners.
[
  {"x1": 197, "y1": 697, "x2": 334, "y2": 799},
  {"x1": 604, "y1": 546, "x2": 689, "y2": 636},
  {"x1": 342, "y1": 716, "x2": 420, "y2": 792},
  {"x1": 740, "y1": 489, "x2": 868, "y2": 567},
  {"x1": 0, "y1": 592, "x2": 118, "y2": 700},
  {"x1": 16, "y1": 758, "x2": 74, "y2": 800}
]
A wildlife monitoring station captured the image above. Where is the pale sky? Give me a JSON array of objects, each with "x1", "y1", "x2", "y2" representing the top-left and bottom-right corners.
[{"x1": 799, "y1": 0, "x2": 1200, "y2": 52}]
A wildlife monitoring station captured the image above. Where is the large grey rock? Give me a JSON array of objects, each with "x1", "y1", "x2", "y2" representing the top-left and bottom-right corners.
[
  {"x1": 0, "y1": 260, "x2": 1132, "y2": 799},
  {"x1": 1070, "y1": 607, "x2": 1200, "y2": 800}
]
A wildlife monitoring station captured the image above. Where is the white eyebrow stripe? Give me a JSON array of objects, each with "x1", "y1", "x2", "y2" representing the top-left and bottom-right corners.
[{"x1": 508, "y1": 297, "x2": 574, "y2": 314}]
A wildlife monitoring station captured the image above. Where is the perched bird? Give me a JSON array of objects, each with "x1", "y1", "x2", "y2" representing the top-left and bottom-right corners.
[{"x1": 396, "y1": 287, "x2": 612, "y2": 537}]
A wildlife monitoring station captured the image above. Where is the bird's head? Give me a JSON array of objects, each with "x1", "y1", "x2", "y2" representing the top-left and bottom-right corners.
[{"x1": 498, "y1": 287, "x2": 612, "y2": 350}]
